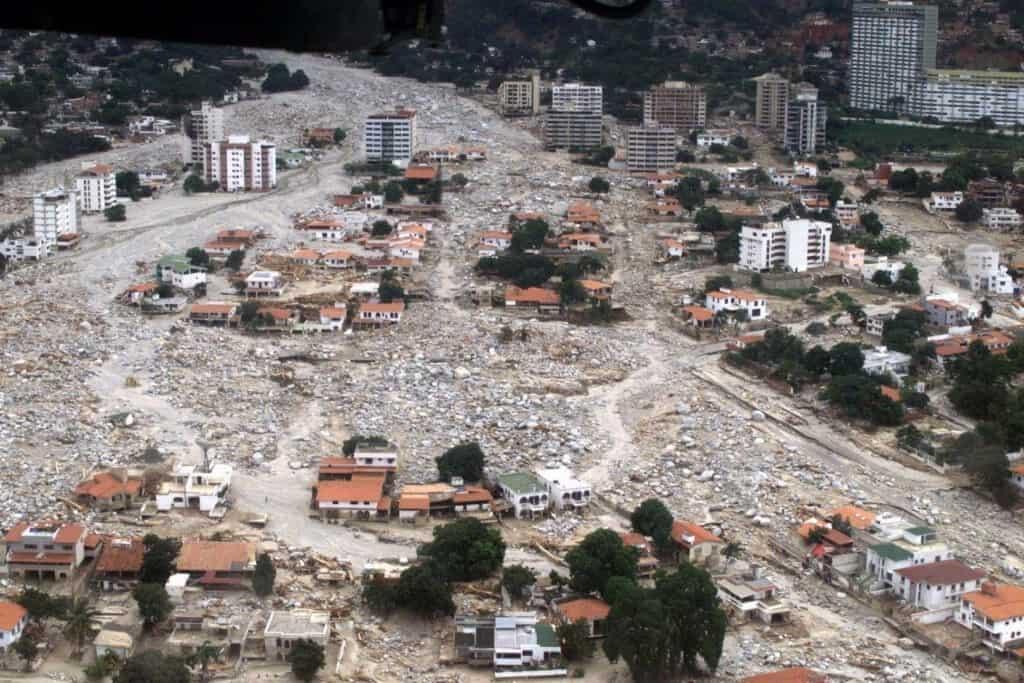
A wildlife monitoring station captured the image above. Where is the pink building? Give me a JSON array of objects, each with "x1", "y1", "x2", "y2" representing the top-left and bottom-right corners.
[{"x1": 829, "y1": 243, "x2": 865, "y2": 271}]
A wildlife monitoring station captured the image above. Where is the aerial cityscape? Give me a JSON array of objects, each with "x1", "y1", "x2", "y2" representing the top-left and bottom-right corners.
[{"x1": 0, "y1": 0, "x2": 1024, "y2": 681}]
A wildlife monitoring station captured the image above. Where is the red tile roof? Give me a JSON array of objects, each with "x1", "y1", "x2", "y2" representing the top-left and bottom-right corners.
[
  {"x1": 74, "y1": 472, "x2": 142, "y2": 501},
  {"x1": 681, "y1": 305, "x2": 713, "y2": 322},
  {"x1": 963, "y1": 583, "x2": 1024, "y2": 622},
  {"x1": 96, "y1": 538, "x2": 145, "y2": 574},
  {"x1": 0, "y1": 601, "x2": 27, "y2": 631},
  {"x1": 879, "y1": 385, "x2": 901, "y2": 402},
  {"x1": 671, "y1": 520, "x2": 722, "y2": 549},
  {"x1": 453, "y1": 486, "x2": 493, "y2": 504},
  {"x1": 742, "y1": 668, "x2": 828, "y2": 683},
  {"x1": 706, "y1": 289, "x2": 762, "y2": 303},
  {"x1": 895, "y1": 559, "x2": 985, "y2": 585},
  {"x1": 505, "y1": 286, "x2": 560, "y2": 306},
  {"x1": 8, "y1": 552, "x2": 76, "y2": 565},
  {"x1": 398, "y1": 494, "x2": 431, "y2": 511},
  {"x1": 360, "y1": 301, "x2": 405, "y2": 314},
  {"x1": 191, "y1": 303, "x2": 236, "y2": 316},
  {"x1": 176, "y1": 541, "x2": 257, "y2": 574},
  {"x1": 317, "y1": 477, "x2": 386, "y2": 504},
  {"x1": 404, "y1": 165, "x2": 438, "y2": 181},
  {"x1": 558, "y1": 597, "x2": 611, "y2": 622}
]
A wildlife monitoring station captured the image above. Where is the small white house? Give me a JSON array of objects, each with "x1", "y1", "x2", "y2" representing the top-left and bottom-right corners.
[
  {"x1": 322, "y1": 250, "x2": 354, "y2": 269},
  {"x1": 925, "y1": 191, "x2": 963, "y2": 214},
  {"x1": 0, "y1": 601, "x2": 28, "y2": 651},
  {"x1": 696, "y1": 129, "x2": 735, "y2": 148},
  {"x1": 705, "y1": 289, "x2": 769, "y2": 321},
  {"x1": 862, "y1": 346, "x2": 912, "y2": 380},
  {"x1": 94, "y1": 629, "x2": 134, "y2": 660},
  {"x1": 893, "y1": 559, "x2": 984, "y2": 613},
  {"x1": 319, "y1": 305, "x2": 347, "y2": 331},
  {"x1": 497, "y1": 472, "x2": 549, "y2": 519},
  {"x1": 354, "y1": 441, "x2": 399, "y2": 470},
  {"x1": 155, "y1": 463, "x2": 233, "y2": 513},
  {"x1": 535, "y1": 466, "x2": 591, "y2": 511},
  {"x1": 157, "y1": 255, "x2": 207, "y2": 290},
  {"x1": 245, "y1": 270, "x2": 284, "y2": 296},
  {"x1": 957, "y1": 582, "x2": 1024, "y2": 652}
]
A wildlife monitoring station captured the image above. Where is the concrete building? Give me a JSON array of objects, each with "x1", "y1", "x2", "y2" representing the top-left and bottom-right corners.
[
  {"x1": 739, "y1": 219, "x2": 832, "y2": 272},
  {"x1": 983, "y1": 207, "x2": 1022, "y2": 231},
  {"x1": 155, "y1": 463, "x2": 233, "y2": 514},
  {"x1": 626, "y1": 126, "x2": 676, "y2": 173},
  {"x1": 861, "y1": 257, "x2": 905, "y2": 283},
  {"x1": 75, "y1": 162, "x2": 117, "y2": 213},
  {"x1": 32, "y1": 187, "x2": 78, "y2": 245},
  {"x1": 921, "y1": 69, "x2": 1024, "y2": 127},
  {"x1": 783, "y1": 83, "x2": 827, "y2": 155},
  {"x1": 552, "y1": 83, "x2": 603, "y2": 113},
  {"x1": 705, "y1": 289, "x2": 769, "y2": 321},
  {"x1": 865, "y1": 526, "x2": 952, "y2": 589},
  {"x1": 497, "y1": 472, "x2": 548, "y2": 519},
  {"x1": 849, "y1": 1, "x2": 938, "y2": 114},
  {"x1": 642, "y1": 81, "x2": 706, "y2": 132},
  {"x1": 264, "y1": 610, "x2": 330, "y2": 661},
  {"x1": 3, "y1": 520, "x2": 86, "y2": 582},
  {"x1": 834, "y1": 200, "x2": 860, "y2": 226},
  {"x1": 202, "y1": 135, "x2": 276, "y2": 192},
  {"x1": 0, "y1": 602, "x2": 27, "y2": 651},
  {"x1": 454, "y1": 614, "x2": 561, "y2": 668},
  {"x1": 862, "y1": 346, "x2": 912, "y2": 379},
  {"x1": 925, "y1": 191, "x2": 963, "y2": 214},
  {"x1": 754, "y1": 73, "x2": 790, "y2": 132},
  {"x1": 965, "y1": 243, "x2": 1014, "y2": 294},
  {"x1": 893, "y1": 560, "x2": 984, "y2": 613},
  {"x1": 670, "y1": 520, "x2": 724, "y2": 565},
  {"x1": 829, "y1": 243, "x2": 866, "y2": 270},
  {"x1": 364, "y1": 110, "x2": 417, "y2": 166},
  {"x1": 696, "y1": 129, "x2": 735, "y2": 148},
  {"x1": 498, "y1": 73, "x2": 540, "y2": 116},
  {"x1": 156, "y1": 255, "x2": 207, "y2": 290},
  {"x1": 182, "y1": 100, "x2": 225, "y2": 166},
  {"x1": 535, "y1": 466, "x2": 591, "y2": 511},
  {"x1": 957, "y1": 582, "x2": 1024, "y2": 652}
]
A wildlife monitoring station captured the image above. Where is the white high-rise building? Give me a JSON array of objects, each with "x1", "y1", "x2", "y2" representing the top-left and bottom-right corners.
[
  {"x1": 739, "y1": 219, "x2": 832, "y2": 272},
  {"x1": 626, "y1": 126, "x2": 676, "y2": 173},
  {"x1": 75, "y1": 161, "x2": 117, "y2": 213},
  {"x1": 364, "y1": 110, "x2": 417, "y2": 166},
  {"x1": 964, "y1": 243, "x2": 1014, "y2": 294},
  {"x1": 849, "y1": 1, "x2": 938, "y2": 114},
  {"x1": 921, "y1": 69, "x2": 1024, "y2": 127},
  {"x1": 551, "y1": 83, "x2": 603, "y2": 113},
  {"x1": 545, "y1": 83, "x2": 603, "y2": 151},
  {"x1": 181, "y1": 100, "x2": 225, "y2": 166},
  {"x1": 783, "y1": 83, "x2": 827, "y2": 155},
  {"x1": 498, "y1": 72, "x2": 541, "y2": 116},
  {"x1": 33, "y1": 187, "x2": 78, "y2": 244},
  {"x1": 202, "y1": 135, "x2": 277, "y2": 192}
]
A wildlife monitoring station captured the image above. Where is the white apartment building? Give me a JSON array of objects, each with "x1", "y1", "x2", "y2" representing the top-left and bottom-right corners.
[
  {"x1": 783, "y1": 83, "x2": 827, "y2": 155},
  {"x1": 957, "y1": 582, "x2": 1024, "y2": 652},
  {"x1": 925, "y1": 191, "x2": 963, "y2": 214},
  {"x1": 849, "y1": 1, "x2": 938, "y2": 114},
  {"x1": 202, "y1": 135, "x2": 277, "y2": 192},
  {"x1": 498, "y1": 73, "x2": 540, "y2": 116},
  {"x1": 965, "y1": 243, "x2": 1014, "y2": 294},
  {"x1": 865, "y1": 526, "x2": 952, "y2": 589},
  {"x1": 0, "y1": 238, "x2": 50, "y2": 262},
  {"x1": 551, "y1": 83, "x2": 603, "y2": 113},
  {"x1": 75, "y1": 162, "x2": 117, "y2": 213},
  {"x1": 696, "y1": 130, "x2": 735, "y2": 148},
  {"x1": 32, "y1": 187, "x2": 78, "y2": 245},
  {"x1": 921, "y1": 69, "x2": 1024, "y2": 127},
  {"x1": 705, "y1": 288, "x2": 769, "y2": 321},
  {"x1": 364, "y1": 110, "x2": 417, "y2": 166},
  {"x1": 739, "y1": 219, "x2": 832, "y2": 273},
  {"x1": 181, "y1": 100, "x2": 225, "y2": 166},
  {"x1": 535, "y1": 466, "x2": 591, "y2": 511},
  {"x1": 983, "y1": 207, "x2": 1022, "y2": 231},
  {"x1": 626, "y1": 126, "x2": 676, "y2": 173},
  {"x1": 643, "y1": 81, "x2": 706, "y2": 131},
  {"x1": 155, "y1": 463, "x2": 233, "y2": 513}
]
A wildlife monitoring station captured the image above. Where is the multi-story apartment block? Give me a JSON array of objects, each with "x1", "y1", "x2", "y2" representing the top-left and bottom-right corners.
[
  {"x1": 75, "y1": 162, "x2": 117, "y2": 213},
  {"x1": 983, "y1": 208, "x2": 1022, "y2": 231},
  {"x1": 202, "y1": 135, "x2": 277, "y2": 192},
  {"x1": 642, "y1": 81, "x2": 706, "y2": 132},
  {"x1": 783, "y1": 83, "x2": 827, "y2": 155},
  {"x1": 32, "y1": 187, "x2": 78, "y2": 245},
  {"x1": 551, "y1": 83, "x2": 603, "y2": 114},
  {"x1": 965, "y1": 243, "x2": 1014, "y2": 294},
  {"x1": 739, "y1": 219, "x2": 832, "y2": 273},
  {"x1": 921, "y1": 69, "x2": 1024, "y2": 127},
  {"x1": 364, "y1": 110, "x2": 417, "y2": 166},
  {"x1": 181, "y1": 100, "x2": 225, "y2": 166},
  {"x1": 849, "y1": 1, "x2": 938, "y2": 114},
  {"x1": 753, "y1": 73, "x2": 790, "y2": 131},
  {"x1": 498, "y1": 72, "x2": 540, "y2": 116},
  {"x1": 626, "y1": 126, "x2": 676, "y2": 173}
]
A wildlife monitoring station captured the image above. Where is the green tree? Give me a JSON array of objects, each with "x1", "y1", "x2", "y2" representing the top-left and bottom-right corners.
[
  {"x1": 657, "y1": 563, "x2": 728, "y2": 674},
  {"x1": 224, "y1": 249, "x2": 245, "y2": 271},
  {"x1": 566, "y1": 529, "x2": 638, "y2": 599},
  {"x1": 116, "y1": 171, "x2": 141, "y2": 197},
  {"x1": 379, "y1": 278, "x2": 405, "y2": 303},
  {"x1": 670, "y1": 176, "x2": 704, "y2": 211},
  {"x1": 140, "y1": 535, "x2": 180, "y2": 584},
  {"x1": 252, "y1": 553, "x2": 276, "y2": 597},
  {"x1": 501, "y1": 564, "x2": 536, "y2": 600},
  {"x1": 559, "y1": 277, "x2": 586, "y2": 305},
  {"x1": 816, "y1": 176, "x2": 845, "y2": 206},
  {"x1": 694, "y1": 206, "x2": 725, "y2": 232},
  {"x1": 861, "y1": 212, "x2": 884, "y2": 236},
  {"x1": 114, "y1": 650, "x2": 190, "y2": 683},
  {"x1": 630, "y1": 498, "x2": 674, "y2": 554},
  {"x1": 703, "y1": 275, "x2": 732, "y2": 293},
  {"x1": 17, "y1": 587, "x2": 68, "y2": 621},
  {"x1": 510, "y1": 219, "x2": 548, "y2": 252},
  {"x1": 603, "y1": 582, "x2": 666, "y2": 682},
  {"x1": 287, "y1": 639, "x2": 325, "y2": 682},
  {"x1": 64, "y1": 597, "x2": 99, "y2": 656},
  {"x1": 419, "y1": 518, "x2": 505, "y2": 582},
  {"x1": 84, "y1": 651, "x2": 121, "y2": 680},
  {"x1": 13, "y1": 632, "x2": 39, "y2": 672},
  {"x1": 399, "y1": 561, "x2": 456, "y2": 616},
  {"x1": 183, "y1": 174, "x2": 204, "y2": 194},
  {"x1": 557, "y1": 619, "x2": 595, "y2": 661},
  {"x1": 872, "y1": 270, "x2": 893, "y2": 287},
  {"x1": 436, "y1": 442, "x2": 485, "y2": 482},
  {"x1": 133, "y1": 583, "x2": 173, "y2": 629},
  {"x1": 882, "y1": 309, "x2": 927, "y2": 353},
  {"x1": 383, "y1": 181, "x2": 404, "y2": 204},
  {"x1": 893, "y1": 264, "x2": 921, "y2": 294},
  {"x1": 956, "y1": 198, "x2": 983, "y2": 223},
  {"x1": 104, "y1": 204, "x2": 127, "y2": 222},
  {"x1": 829, "y1": 342, "x2": 865, "y2": 376},
  {"x1": 824, "y1": 374, "x2": 905, "y2": 426},
  {"x1": 333, "y1": 128, "x2": 347, "y2": 143},
  {"x1": 589, "y1": 176, "x2": 610, "y2": 193},
  {"x1": 188, "y1": 641, "x2": 220, "y2": 683},
  {"x1": 802, "y1": 345, "x2": 831, "y2": 376},
  {"x1": 185, "y1": 247, "x2": 210, "y2": 269},
  {"x1": 982, "y1": 300, "x2": 994, "y2": 319}
]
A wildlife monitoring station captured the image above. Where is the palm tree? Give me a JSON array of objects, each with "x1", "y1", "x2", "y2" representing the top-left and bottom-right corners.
[
  {"x1": 189, "y1": 640, "x2": 221, "y2": 683},
  {"x1": 63, "y1": 597, "x2": 99, "y2": 658}
]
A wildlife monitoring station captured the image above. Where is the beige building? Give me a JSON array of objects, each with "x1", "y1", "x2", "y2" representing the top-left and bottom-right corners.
[
  {"x1": 498, "y1": 72, "x2": 540, "y2": 116},
  {"x1": 642, "y1": 81, "x2": 706, "y2": 132},
  {"x1": 754, "y1": 73, "x2": 790, "y2": 131},
  {"x1": 626, "y1": 126, "x2": 676, "y2": 173},
  {"x1": 264, "y1": 610, "x2": 330, "y2": 661}
]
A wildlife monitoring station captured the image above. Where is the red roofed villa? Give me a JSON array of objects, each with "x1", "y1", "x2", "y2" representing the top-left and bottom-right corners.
[{"x1": 671, "y1": 519, "x2": 724, "y2": 565}]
